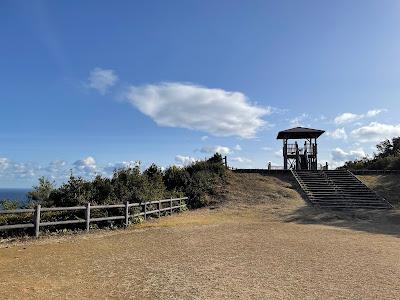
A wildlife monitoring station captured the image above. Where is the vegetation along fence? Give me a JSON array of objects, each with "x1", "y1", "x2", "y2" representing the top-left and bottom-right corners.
[{"x1": 0, "y1": 197, "x2": 187, "y2": 238}]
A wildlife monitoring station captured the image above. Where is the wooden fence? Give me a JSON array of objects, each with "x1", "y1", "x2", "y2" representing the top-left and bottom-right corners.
[{"x1": 0, "y1": 197, "x2": 187, "y2": 238}]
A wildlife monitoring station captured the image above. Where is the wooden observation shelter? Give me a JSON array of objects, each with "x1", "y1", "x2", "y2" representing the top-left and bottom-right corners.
[{"x1": 277, "y1": 127, "x2": 325, "y2": 170}]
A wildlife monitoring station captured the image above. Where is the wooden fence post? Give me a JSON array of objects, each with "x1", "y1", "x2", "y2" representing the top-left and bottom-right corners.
[
  {"x1": 85, "y1": 203, "x2": 91, "y2": 232},
  {"x1": 179, "y1": 198, "x2": 183, "y2": 212},
  {"x1": 144, "y1": 202, "x2": 147, "y2": 220},
  {"x1": 34, "y1": 204, "x2": 41, "y2": 238},
  {"x1": 125, "y1": 201, "x2": 129, "y2": 228},
  {"x1": 158, "y1": 200, "x2": 161, "y2": 217},
  {"x1": 170, "y1": 197, "x2": 173, "y2": 214}
]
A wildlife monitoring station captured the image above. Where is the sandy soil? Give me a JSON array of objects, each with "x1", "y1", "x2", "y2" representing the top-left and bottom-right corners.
[{"x1": 0, "y1": 173, "x2": 399, "y2": 299}]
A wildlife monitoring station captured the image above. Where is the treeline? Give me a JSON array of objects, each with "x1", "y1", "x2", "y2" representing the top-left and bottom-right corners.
[
  {"x1": 1, "y1": 154, "x2": 226, "y2": 210},
  {"x1": 341, "y1": 137, "x2": 400, "y2": 170}
]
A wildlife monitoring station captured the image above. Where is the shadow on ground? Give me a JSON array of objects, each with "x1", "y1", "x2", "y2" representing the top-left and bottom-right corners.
[{"x1": 284, "y1": 206, "x2": 400, "y2": 237}]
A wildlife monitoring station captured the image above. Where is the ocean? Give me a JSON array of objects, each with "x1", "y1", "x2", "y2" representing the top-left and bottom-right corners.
[{"x1": 0, "y1": 188, "x2": 31, "y2": 206}]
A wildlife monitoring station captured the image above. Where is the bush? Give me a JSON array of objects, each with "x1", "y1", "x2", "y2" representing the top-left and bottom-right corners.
[
  {"x1": 341, "y1": 136, "x2": 400, "y2": 170},
  {"x1": 23, "y1": 154, "x2": 226, "y2": 209},
  {"x1": 0, "y1": 154, "x2": 227, "y2": 237},
  {"x1": 27, "y1": 177, "x2": 55, "y2": 206},
  {"x1": 0, "y1": 199, "x2": 19, "y2": 210}
]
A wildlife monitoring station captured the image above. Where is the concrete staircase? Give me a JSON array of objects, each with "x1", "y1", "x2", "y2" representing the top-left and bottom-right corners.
[{"x1": 292, "y1": 169, "x2": 393, "y2": 209}]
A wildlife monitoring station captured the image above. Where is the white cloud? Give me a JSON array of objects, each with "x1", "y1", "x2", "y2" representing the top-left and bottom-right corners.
[
  {"x1": 230, "y1": 156, "x2": 252, "y2": 163},
  {"x1": 326, "y1": 128, "x2": 348, "y2": 139},
  {"x1": 233, "y1": 144, "x2": 242, "y2": 151},
  {"x1": 199, "y1": 145, "x2": 231, "y2": 156},
  {"x1": 274, "y1": 150, "x2": 282, "y2": 158},
  {"x1": 290, "y1": 113, "x2": 309, "y2": 127},
  {"x1": 0, "y1": 158, "x2": 10, "y2": 171},
  {"x1": 45, "y1": 160, "x2": 67, "y2": 172},
  {"x1": 0, "y1": 156, "x2": 145, "y2": 183},
  {"x1": 351, "y1": 122, "x2": 400, "y2": 142},
  {"x1": 73, "y1": 156, "x2": 97, "y2": 176},
  {"x1": 261, "y1": 146, "x2": 272, "y2": 151},
  {"x1": 201, "y1": 135, "x2": 209, "y2": 141},
  {"x1": 175, "y1": 155, "x2": 196, "y2": 166},
  {"x1": 334, "y1": 112, "x2": 362, "y2": 124},
  {"x1": 88, "y1": 67, "x2": 118, "y2": 94},
  {"x1": 44, "y1": 160, "x2": 69, "y2": 180},
  {"x1": 366, "y1": 109, "x2": 386, "y2": 117},
  {"x1": 0, "y1": 158, "x2": 38, "y2": 179},
  {"x1": 125, "y1": 82, "x2": 271, "y2": 138},
  {"x1": 331, "y1": 147, "x2": 366, "y2": 162},
  {"x1": 334, "y1": 109, "x2": 385, "y2": 125},
  {"x1": 103, "y1": 161, "x2": 139, "y2": 174}
]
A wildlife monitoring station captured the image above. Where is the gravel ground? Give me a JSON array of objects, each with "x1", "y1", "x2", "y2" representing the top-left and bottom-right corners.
[{"x1": 0, "y1": 173, "x2": 399, "y2": 299}]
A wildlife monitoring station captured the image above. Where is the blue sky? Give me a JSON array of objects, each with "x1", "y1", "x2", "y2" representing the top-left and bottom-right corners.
[{"x1": 1, "y1": 0, "x2": 400, "y2": 187}]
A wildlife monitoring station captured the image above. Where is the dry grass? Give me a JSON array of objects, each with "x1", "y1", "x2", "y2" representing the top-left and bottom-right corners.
[
  {"x1": 1, "y1": 172, "x2": 400, "y2": 299},
  {"x1": 358, "y1": 174, "x2": 400, "y2": 207}
]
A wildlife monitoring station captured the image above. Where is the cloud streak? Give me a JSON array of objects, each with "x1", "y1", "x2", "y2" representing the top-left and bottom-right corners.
[
  {"x1": 199, "y1": 145, "x2": 231, "y2": 156},
  {"x1": 334, "y1": 109, "x2": 385, "y2": 124},
  {"x1": 88, "y1": 67, "x2": 118, "y2": 94}
]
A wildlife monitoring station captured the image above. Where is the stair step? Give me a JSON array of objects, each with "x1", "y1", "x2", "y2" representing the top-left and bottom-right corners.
[{"x1": 292, "y1": 170, "x2": 392, "y2": 210}]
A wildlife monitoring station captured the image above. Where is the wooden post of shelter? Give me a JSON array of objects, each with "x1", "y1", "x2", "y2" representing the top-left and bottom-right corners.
[{"x1": 277, "y1": 127, "x2": 325, "y2": 171}]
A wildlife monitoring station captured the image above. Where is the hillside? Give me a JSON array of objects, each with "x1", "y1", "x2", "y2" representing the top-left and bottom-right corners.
[
  {"x1": 358, "y1": 175, "x2": 400, "y2": 207},
  {"x1": 1, "y1": 172, "x2": 400, "y2": 299}
]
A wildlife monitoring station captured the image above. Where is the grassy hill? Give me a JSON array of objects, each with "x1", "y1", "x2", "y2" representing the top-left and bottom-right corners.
[{"x1": 358, "y1": 175, "x2": 400, "y2": 207}]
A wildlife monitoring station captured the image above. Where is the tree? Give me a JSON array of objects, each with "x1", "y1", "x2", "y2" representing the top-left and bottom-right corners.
[{"x1": 27, "y1": 177, "x2": 55, "y2": 206}]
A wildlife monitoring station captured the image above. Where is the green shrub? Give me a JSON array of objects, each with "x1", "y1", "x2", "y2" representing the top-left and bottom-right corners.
[
  {"x1": 0, "y1": 199, "x2": 19, "y2": 210},
  {"x1": 342, "y1": 136, "x2": 400, "y2": 170},
  {"x1": 163, "y1": 166, "x2": 190, "y2": 192},
  {"x1": 111, "y1": 165, "x2": 147, "y2": 203},
  {"x1": 27, "y1": 177, "x2": 55, "y2": 206}
]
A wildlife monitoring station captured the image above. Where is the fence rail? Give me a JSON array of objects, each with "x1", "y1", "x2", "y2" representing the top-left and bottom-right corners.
[{"x1": 0, "y1": 197, "x2": 188, "y2": 238}]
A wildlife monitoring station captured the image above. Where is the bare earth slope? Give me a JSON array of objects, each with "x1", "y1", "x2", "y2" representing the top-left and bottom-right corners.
[{"x1": 0, "y1": 172, "x2": 399, "y2": 299}]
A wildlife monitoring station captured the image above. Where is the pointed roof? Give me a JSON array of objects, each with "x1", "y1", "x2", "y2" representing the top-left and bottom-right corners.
[{"x1": 277, "y1": 127, "x2": 325, "y2": 139}]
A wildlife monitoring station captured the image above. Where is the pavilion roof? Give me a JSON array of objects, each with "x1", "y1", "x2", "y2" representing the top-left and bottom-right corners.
[{"x1": 276, "y1": 127, "x2": 325, "y2": 139}]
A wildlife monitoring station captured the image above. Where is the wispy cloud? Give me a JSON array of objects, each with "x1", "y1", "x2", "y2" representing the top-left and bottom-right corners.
[
  {"x1": 326, "y1": 128, "x2": 348, "y2": 140},
  {"x1": 73, "y1": 156, "x2": 98, "y2": 176},
  {"x1": 199, "y1": 145, "x2": 231, "y2": 156},
  {"x1": 331, "y1": 147, "x2": 366, "y2": 163},
  {"x1": 334, "y1": 109, "x2": 385, "y2": 125},
  {"x1": 233, "y1": 144, "x2": 242, "y2": 151},
  {"x1": 175, "y1": 155, "x2": 196, "y2": 166},
  {"x1": 231, "y1": 156, "x2": 252, "y2": 163},
  {"x1": 125, "y1": 82, "x2": 271, "y2": 138},
  {"x1": 87, "y1": 67, "x2": 118, "y2": 94},
  {"x1": 289, "y1": 113, "x2": 309, "y2": 127},
  {"x1": 103, "y1": 161, "x2": 139, "y2": 174}
]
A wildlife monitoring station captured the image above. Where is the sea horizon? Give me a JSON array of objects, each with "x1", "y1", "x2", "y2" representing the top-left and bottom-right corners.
[{"x1": 0, "y1": 188, "x2": 31, "y2": 205}]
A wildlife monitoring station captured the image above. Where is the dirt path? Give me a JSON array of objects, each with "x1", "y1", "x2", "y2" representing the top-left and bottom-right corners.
[{"x1": 1, "y1": 173, "x2": 399, "y2": 299}]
